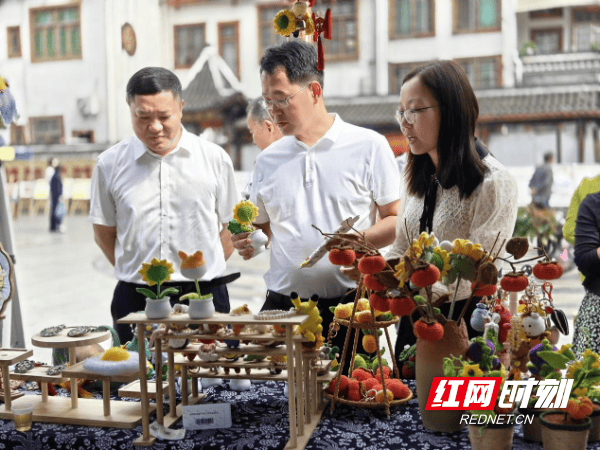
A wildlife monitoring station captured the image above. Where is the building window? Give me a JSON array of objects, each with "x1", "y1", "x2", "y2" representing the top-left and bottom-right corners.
[
  {"x1": 72, "y1": 130, "x2": 95, "y2": 143},
  {"x1": 7, "y1": 26, "x2": 21, "y2": 58},
  {"x1": 30, "y1": 116, "x2": 64, "y2": 145},
  {"x1": 390, "y1": 0, "x2": 435, "y2": 39},
  {"x1": 529, "y1": 8, "x2": 563, "y2": 20},
  {"x1": 174, "y1": 23, "x2": 206, "y2": 69},
  {"x1": 389, "y1": 61, "x2": 434, "y2": 94},
  {"x1": 218, "y1": 22, "x2": 240, "y2": 79},
  {"x1": 257, "y1": 1, "x2": 358, "y2": 62},
  {"x1": 454, "y1": 0, "x2": 500, "y2": 33},
  {"x1": 10, "y1": 124, "x2": 26, "y2": 145},
  {"x1": 530, "y1": 28, "x2": 562, "y2": 54},
  {"x1": 573, "y1": 8, "x2": 600, "y2": 51},
  {"x1": 455, "y1": 56, "x2": 501, "y2": 89},
  {"x1": 29, "y1": 4, "x2": 81, "y2": 62}
]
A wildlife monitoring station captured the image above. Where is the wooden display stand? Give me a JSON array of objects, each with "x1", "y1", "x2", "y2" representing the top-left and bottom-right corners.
[
  {"x1": 0, "y1": 327, "x2": 155, "y2": 428},
  {"x1": 0, "y1": 349, "x2": 32, "y2": 406},
  {"x1": 118, "y1": 312, "x2": 333, "y2": 449}
]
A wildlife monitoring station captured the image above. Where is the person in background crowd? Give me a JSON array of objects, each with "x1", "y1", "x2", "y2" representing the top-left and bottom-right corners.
[
  {"x1": 529, "y1": 151, "x2": 555, "y2": 209},
  {"x1": 573, "y1": 191, "x2": 600, "y2": 355},
  {"x1": 386, "y1": 60, "x2": 518, "y2": 358},
  {"x1": 49, "y1": 163, "x2": 64, "y2": 232},
  {"x1": 242, "y1": 97, "x2": 283, "y2": 199},
  {"x1": 90, "y1": 67, "x2": 239, "y2": 343},
  {"x1": 231, "y1": 41, "x2": 400, "y2": 372}
]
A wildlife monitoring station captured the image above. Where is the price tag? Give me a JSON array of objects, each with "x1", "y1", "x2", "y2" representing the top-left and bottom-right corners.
[{"x1": 182, "y1": 403, "x2": 232, "y2": 430}]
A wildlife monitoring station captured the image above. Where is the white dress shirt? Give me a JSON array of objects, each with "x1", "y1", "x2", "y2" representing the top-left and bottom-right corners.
[
  {"x1": 250, "y1": 114, "x2": 401, "y2": 299},
  {"x1": 89, "y1": 128, "x2": 239, "y2": 283}
]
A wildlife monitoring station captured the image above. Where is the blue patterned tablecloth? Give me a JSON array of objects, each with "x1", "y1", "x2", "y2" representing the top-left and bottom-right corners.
[{"x1": 0, "y1": 379, "x2": 597, "y2": 450}]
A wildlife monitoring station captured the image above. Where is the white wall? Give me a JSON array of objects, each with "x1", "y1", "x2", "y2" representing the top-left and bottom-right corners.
[{"x1": 0, "y1": 0, "x2": 110, "y2": 144}]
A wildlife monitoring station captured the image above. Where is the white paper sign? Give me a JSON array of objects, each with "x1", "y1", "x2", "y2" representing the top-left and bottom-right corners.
[{"x1": 182, "y1": 403, "x2": 232, "y2": 430}]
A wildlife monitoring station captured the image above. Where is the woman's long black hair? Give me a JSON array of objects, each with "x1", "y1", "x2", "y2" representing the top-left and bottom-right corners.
[{"x1": 403, "y1": 60, "x2": 488, "y2": 199}]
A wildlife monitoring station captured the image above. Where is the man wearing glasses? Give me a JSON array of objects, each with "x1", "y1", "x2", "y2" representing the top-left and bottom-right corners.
[{"x1": 231, "y1": 41, "x2": 400, "y2": 366}]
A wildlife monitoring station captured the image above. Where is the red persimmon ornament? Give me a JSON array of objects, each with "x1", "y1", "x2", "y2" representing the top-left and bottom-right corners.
[
  {"x1": 500, "y1": 272, "x2": 529, "y2": 292},
  {"x1": 369, "y1": 293, "x2": 390, "y2": 312},
  {"x1": 358, "y1": 255, "x2": 386, "y2": 274},
  {"x1": 413, "y1": 319, "x2": 444, "y2": 342},
  {"x1": 532, "y1": 261, "x2": 564, "y2": 280},
  {"x1": 471, "y1": 282, "x2": 497, "y2": 297},
  {"x1": 389, "y1": 296, "x2": 416, "y2": 317},
  {"x1": 410, "y1": 264, "x2": 440, "y2": 287},
  {"x1": 328, "y1": 248, "x2": 356, "y2": 266}
]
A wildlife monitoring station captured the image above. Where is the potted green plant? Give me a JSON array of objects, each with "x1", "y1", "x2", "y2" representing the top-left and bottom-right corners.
[{"x1": 136, "y1": 258, "x2": 179, "y2": 319}]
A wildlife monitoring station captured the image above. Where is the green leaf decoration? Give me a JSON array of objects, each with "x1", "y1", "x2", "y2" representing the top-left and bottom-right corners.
[
  {"x1": 563, "y1": 348, "x2": 576, "y2": 361},
  {"x1": 136, "y1": 288, "x2": 157, "y2": 299},
  {"x1": 537, "y1": 351, "x2": 571, "y2": 370},
  {"x1": 146, "y1": 265, "x2": 170, "y2": 284},
  {"x1": 180, "y1": 293, "x2": 200, "y2": 301},
  {"x1": 227, "y1": 220, "x2": 245, "y2": 235},
  {"x1": 159, "y1": 287, "x2": 179, "y2": 299},
  {"x1": 443, "y1": 357, "x2": 458, "y2": 377},
  {"x1": 413, "y1": 295, "x2": 427, "y2": 305}
]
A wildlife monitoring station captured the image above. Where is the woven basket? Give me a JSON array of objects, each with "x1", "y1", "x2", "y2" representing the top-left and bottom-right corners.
[
  {"x1": 323, "y1": 388, "x2": 413, "y2": 409},
  {"x1": 334, "y1": 317, "x2": 399, "y2": 329}
]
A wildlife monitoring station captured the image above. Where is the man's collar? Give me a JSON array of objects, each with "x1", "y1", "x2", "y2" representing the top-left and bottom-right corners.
[
  {"x1": 133, "y1": 126, "x2": 191, "y2": 160},
  {"x1": 295, "y1": 113, "x2": 343, "y2": 149}
]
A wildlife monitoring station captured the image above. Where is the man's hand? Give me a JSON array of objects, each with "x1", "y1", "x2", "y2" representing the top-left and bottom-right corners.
[
  {"x1": 340, "y1": 265, "x2": 361, "y2": 282},
  {"x1": 231, "y1": 231, "x2": 255, "y2": 260}
]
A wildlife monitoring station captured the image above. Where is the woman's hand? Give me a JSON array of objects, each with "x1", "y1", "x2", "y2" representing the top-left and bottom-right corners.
[{"x1": 231, "y1": 232, "x2": 255, "y2": 260}]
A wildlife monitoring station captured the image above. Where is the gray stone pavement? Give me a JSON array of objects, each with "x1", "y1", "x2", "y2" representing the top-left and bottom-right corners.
[{"x1": 8, "y1": 214, "x2": 583, "y2": 364}]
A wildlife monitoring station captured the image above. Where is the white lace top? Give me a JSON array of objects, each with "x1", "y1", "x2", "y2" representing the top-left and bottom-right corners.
[{"x1": 387, "y1": 155, "x2": 519, "y2": 301}]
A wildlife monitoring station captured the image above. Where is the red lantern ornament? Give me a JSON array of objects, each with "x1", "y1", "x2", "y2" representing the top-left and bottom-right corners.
[
  {"x1": 328, "y1": 248, "x2": 356, "y2": 266},
  {"x1": 358, "y1": 255, "x2": 386, "y2": 274},
  {"x1": 410, "y1": 264, "x2": 440, "y2": 287}
]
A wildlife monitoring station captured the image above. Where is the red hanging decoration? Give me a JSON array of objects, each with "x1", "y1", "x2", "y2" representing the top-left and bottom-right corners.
[{"x1": 312, "y1": 8, "x2": 332, "y2": 70}]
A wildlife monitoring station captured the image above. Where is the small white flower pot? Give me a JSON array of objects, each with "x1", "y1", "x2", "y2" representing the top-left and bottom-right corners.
[
  {"x1": 145, "y1": 297, "x2": 171, "y2": 319},
  {"x1": 249, "y1": 229, "x2": 268, "y2": 256},
  {"x1": 188, "y1": 295, "x2": 215, "y2": 319}
]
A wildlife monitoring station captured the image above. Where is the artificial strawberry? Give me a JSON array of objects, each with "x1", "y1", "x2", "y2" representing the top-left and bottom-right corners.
[
  {"x1": 471, "y1": 282, "x2": 497, "y2": 297},
  {"x1": 532, "y1": 261, "x2": 564, "y2": 280},
  {"x1": 369, "y1": 293, "x2": 390, "y2": 312},
  {"x1": 327, "y1": 375, "x2": 349, "y2": 394},
  {"x1": 413, "y1": 319, "x2": 444, "y2": 342},
  {"x1": 362, "y1": 334, "x2": 378, "y2": 353},
  {"x1": 386, "y1": 379, "x2": 411, "y2": 399},
  {"x1": 566, "y1": 397, "x2": 594, "y2": 420},
  {"x1": 375, "y1": 366, "x2": 391, "y2": 379},
  {"x1": 364, "y1": 274, "x2": 386, "y2": 292},
  {"x1": 389, "y1": 296, "x2": 416, "y2": 317},
  {"x1": 410, "y1": 264, "x2": 440, "y2": 287},
  {"x1": 362, "y1": 377, "x2": 380, "y2": 391},
  {"x1": 401, "y1": 361, "x2": 415, "y2": 379},
  {"x1": 358, "y1": 255, "x2": 386, "y2": 274},
  {"x1": 329, "y1": 248, "x2": 356, "y2": 266},
  {"x1": 500, "y1": 272, "x2": 529, "y2": 292},
  {"x1": 347, "y1": 379, "x2": 363, "y2": 401},
  {"x1": 351, "y1": 367, "x2": 373, "y2": 382}
]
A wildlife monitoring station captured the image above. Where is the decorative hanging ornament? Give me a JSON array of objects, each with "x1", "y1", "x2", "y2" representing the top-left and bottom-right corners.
[
  {"x1": 274, "y1": 1, "x2": 316, "y2": 38},
  {"x1": 312, "y1": 8, "x2": 332, "y2": 70}
]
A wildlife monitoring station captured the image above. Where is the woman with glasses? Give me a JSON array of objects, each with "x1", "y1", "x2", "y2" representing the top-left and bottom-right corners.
[{"x1": 387, "y1": 60, "x2": 518, "y2": 356}]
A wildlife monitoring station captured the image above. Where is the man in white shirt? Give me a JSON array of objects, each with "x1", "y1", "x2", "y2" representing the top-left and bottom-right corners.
[
  {"x1": 90, "y1": 67, "x2": 239, "y2": 343},
  {"x1": 232, "y1": 41, "x2": 400, "y2": 367}
]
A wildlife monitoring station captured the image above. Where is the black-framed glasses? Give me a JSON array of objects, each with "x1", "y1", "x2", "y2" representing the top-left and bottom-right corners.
[
  {"x1": 263, "y1": 84, "x2": 309, "y2": 111},
  {"x1": 395, "y1": 105, "x2": 439, "y2": 125}
]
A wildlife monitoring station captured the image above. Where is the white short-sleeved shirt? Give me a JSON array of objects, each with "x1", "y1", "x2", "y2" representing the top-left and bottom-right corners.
[
  {"x1": 89, "y1": 128, "x2": 239, "y2": 283},
  {"x1": 250, "y1": 114, "x2": 401, "y2": 299}
]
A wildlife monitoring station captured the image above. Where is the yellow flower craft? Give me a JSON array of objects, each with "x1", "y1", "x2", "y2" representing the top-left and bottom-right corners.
[
  {"x1": 136, "y1": 258, "x2": 178, "y2": 299},
  {"x1": 233, "y1": 200, "x2": 259, "y2": 225},
  {"x1": 430, "y1": 246, "x2": 451, "y2": 278},
  {"x1": 274, "y1": 10, "x2": 297, "y2": 36},
  {"x1": 459, "y1": 364, "x2": 484, "y2": 378}
]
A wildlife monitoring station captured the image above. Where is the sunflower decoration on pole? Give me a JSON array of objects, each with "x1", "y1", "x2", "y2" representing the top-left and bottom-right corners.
[{"x1": 273, "y1": 1, "x2": 332, "y2": 70}]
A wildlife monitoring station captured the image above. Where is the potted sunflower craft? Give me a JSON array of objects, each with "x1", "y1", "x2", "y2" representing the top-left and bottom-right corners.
[
  {"x1": 178, "y1": 250, "x2": 215, "y2": 319},
  {"x1": 136, "y1": 258, "x2": 178, "y2": 319},
  {"x1": 228, "y1": 200, "x2": 268, "y2": 255}
]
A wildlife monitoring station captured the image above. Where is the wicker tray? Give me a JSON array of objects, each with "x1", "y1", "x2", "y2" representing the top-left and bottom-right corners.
[
  {"x1": 334, "y1": 316, "x2": 399, "y2": 329},
  {"x1": 323, "y1": 387, "x2": 413, "y2": 409}
]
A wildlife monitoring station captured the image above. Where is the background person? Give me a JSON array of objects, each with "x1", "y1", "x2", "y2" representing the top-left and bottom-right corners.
[
  {"x1": 387, "y1": 60, "x2": 518, "y2": 357},
  {"x1": 90, "y1": 67, "x2": 239, "y2": 343},
  {"x1": 573, "y1": 191, "x2": 600, "y2": 355},
  {"x1": 529, "y1": 151, "x2": 554, "y2": 209},
  {"x1": 243, "y1": 97, "x2": 283, "y2": 199},
  {"x1": 231, "y1": 41, "x2": 401, "y2": 370},
  {"x1": 49, "y1": 163, "x2": 64, "y2": 233},
  {"x1": 563, "y1": 174, "x2": 600, "y2": 247}
]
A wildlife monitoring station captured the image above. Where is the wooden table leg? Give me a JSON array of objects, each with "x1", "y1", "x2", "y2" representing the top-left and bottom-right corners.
[
  {"x1": 137, "y1": 325, "x2": 151, "y2": 443},
  {"x1": 181, "y1": 366, "x2": 188, "y2": 406},
  {"x1": 303, "y1": 355, "x2": 311, "y2": 423},
  {"x1": 168, "y1": 351, "x2": 177, "y2": 418},
  {"x1": 285, "y1": 325, "x2": 297, "y2": 448},
  {"x1": 68, "y1": 347, "x2": 78, "y2": 408},
  {"x1": 295, "y1": 343, "x2": 305, "y2": 436},
  {"x1": 155, "y1": 338, "x2": 164, "y2": 426},
  {"x1": 1, "y1": 363, "x2": 11, "y2": 410},
  {"x1": 191, "y1": 374, "x2": 198, "y2": 398},
  {"x1": 41, "y1": 382, "x2": 48, "y2": 402},
  {"x1": 102, "y1": 379, "x2": 111, "y2": 416}
]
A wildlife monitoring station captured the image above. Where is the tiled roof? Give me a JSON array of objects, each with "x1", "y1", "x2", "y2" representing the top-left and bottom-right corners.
[
  {"x1": 182, "y1": 64, "x2": 233, "y2": 113},
  {"x1": 325, "y1": 85, "x2": 600, "y2": 127}
]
